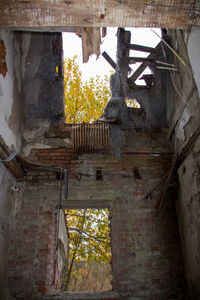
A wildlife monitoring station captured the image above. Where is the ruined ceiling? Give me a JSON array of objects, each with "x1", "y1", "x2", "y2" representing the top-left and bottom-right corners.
[{"x1": 0, "y1": 0, "x2": 200, "y2": 29}]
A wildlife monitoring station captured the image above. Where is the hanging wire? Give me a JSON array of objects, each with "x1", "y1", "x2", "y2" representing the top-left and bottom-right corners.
[{"x1": 0, "y1": 151, "x2": 18, "y2": 162}]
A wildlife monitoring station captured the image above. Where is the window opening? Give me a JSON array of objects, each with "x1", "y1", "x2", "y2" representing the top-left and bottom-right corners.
[
  {"x1": 133, "y1": 167, "x2": 142, "y2": 179},
  {"x1": 125, "y1": 98, "x2": 141, "y2": 108},
  {"x1": 57, "y1": 208, "x2": 112, "y2": 292},
  {"x1": 96, "y1": 169, "x2": 103, "y2": 180}
]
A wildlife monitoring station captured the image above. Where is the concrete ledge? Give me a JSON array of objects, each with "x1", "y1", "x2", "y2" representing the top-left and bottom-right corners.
[{"x1": 42, "y1": 290, "x2": 120, "y2": 300}]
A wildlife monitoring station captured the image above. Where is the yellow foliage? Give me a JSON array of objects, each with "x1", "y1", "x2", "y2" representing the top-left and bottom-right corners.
[{"x1": 64, "y1": 56, "x2": 111, "y2": 124}]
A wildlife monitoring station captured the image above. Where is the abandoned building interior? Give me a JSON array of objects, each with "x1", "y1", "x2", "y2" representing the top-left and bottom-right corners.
[{"x1": 1, "y1": 1, "x2": 200, "y2": 300}]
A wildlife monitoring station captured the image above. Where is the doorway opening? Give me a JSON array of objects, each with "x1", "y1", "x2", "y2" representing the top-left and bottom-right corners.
[{"x1": 58, "y1": 208, "x2": 112, "y2": 292}]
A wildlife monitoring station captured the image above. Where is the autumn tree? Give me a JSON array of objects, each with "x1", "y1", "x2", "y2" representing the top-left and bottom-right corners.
[
  {"x1": 62, "y1": 208, "x2": 112, "y2": 291},
  {"x1": 64, "y1": 56, "x2": 111, "y2": 124}
]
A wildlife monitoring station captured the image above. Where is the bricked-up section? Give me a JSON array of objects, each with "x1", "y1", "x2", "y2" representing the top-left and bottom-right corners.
[{"x1": 8, "y1": 131, "x2": 185, "y2": 299}]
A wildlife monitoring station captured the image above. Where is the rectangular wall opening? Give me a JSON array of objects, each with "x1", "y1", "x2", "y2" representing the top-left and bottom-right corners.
[{"x1": 56, "y1": 208, "x2": 112, "y2": 292}]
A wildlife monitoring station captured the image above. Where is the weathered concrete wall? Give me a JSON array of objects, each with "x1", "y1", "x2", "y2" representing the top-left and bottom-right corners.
[
  {"x1": 21, "y1": 32, "x2": 64, "y2": 146},
  {"x1": 167, "y1": 27, "x2": 200, "y2": 299},
  {"x1": 8, "y1": 130, "x2": 185, "y2": 299}
]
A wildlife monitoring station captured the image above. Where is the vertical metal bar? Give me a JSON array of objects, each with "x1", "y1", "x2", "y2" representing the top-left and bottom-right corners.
[
  {"x1": 73, "y1": 126, "x2": 75, "y2": 152},
  {"x1": 95, "y1": 124, "x2": 97, "y2": 153},
  {"x1": 74, "y1": 126, "x2": 76, "y2": 152},
  {"x1": 85, "y1": 123, "x2": 87, "y2": 153},
  {"x1": 82, "y1": 123, "x2": 84, "y2": 152},
  {"x1": 98, "y1": 123, "x2": 100, "y2": 151},
  {"x1": 80, "y1": 124, "x2": 82, "y2": 153},
  {"x1": 105, "y1": 123, "x2": 108, "y2": 150},
  {"x1": 82, "y1": 124, "x2": 84, "y2": 153},
  {"x1": 107, "y1": 124, "x2": 110, "y2": 149},
  {"x1": 100, "y1": 123, "x2": 103, "y2": 152},
  {"x1": 79, "y1": 124, "x2": 81, "y2": 153},
  {"x1": 83, "y1": 124, "x2": 85, "y2": 153}
]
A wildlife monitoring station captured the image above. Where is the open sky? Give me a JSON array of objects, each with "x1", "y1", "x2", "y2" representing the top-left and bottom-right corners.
[{"x1": 62, "y1": 28, "x2": 161, "y2": 84}]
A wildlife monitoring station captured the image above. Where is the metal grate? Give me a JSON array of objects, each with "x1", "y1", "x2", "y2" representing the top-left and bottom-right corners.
[{"x1": 72, "y1": 123, "x2": 110, "y2": 154}]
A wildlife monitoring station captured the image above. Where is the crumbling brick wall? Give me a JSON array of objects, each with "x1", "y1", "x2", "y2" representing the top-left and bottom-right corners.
[
  {"x1": 8, "y1": 191, "x2": 56, "y2": 298},
  {"x1": 8, "y1": 130, "x2": 185, "y2": 300}
]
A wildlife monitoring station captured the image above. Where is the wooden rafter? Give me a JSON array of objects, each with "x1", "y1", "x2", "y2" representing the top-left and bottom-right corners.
[
  {"x1": 129, "y1": 43, "x2": 160, "y2": 83},
  {"x1": 128, "y1": 57, "x2": 153, "y2": 64},
  {"x1": 127, "y1": 44, "x2": 156, "y2": 53}
]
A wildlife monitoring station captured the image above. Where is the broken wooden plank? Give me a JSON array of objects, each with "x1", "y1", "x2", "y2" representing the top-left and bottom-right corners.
[
  {"x1": 102, "y1": 51, "x2": 132, "y2": 72},
  {"x1": 81, "y1": 27, "x2": 101, "y2": 63},
  {"x1": 128, "y1": 57, "x2": 153, "y2": 64},
  {"x1": 127, "y1": 44, "x2": 155, "y2": 53},
  {"x1": 102, "y1": 51, "x2": 116, "y2": 70}
]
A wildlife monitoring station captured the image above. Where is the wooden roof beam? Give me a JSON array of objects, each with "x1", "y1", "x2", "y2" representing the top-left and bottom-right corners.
[
  {"x1": 0, "y1": 1, "x2": 199, "y2": 29},
  {"x1": 129, "y1": 42, "x2": 160, "y2": 82},
  {"x1": 128, "y1": 57, "x2": 153, "y2": 64}
]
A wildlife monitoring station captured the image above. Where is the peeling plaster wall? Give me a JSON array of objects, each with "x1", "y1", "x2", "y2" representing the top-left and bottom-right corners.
[
  {"x1": 0, "y1": 30, "x2": 24, "y2": 300},
  {"x1": 0, "y1": 31, "x2": 64, "y2": 299},
  {"x1": 168, "y1": 27, "x2": 200, "y2": 299},
  {"x1": 177, "y1": 137, "x2": 200, "y2": 299},
  {"x1": 0, "y1": 30, "x2": 23, "y2": 151},
  {"x1": 187, "y1": 27, "x2": 200, "y2": 100}
]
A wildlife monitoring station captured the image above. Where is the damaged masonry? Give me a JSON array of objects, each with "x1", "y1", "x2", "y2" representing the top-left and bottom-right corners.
[{"x1": 1, "y1": 1, "x2": 200, "y2": 300}]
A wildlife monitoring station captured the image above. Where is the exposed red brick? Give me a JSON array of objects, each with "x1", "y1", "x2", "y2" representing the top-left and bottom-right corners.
[{"x1": 0, "y1": 39, "x2": 7, "y2": 77}]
